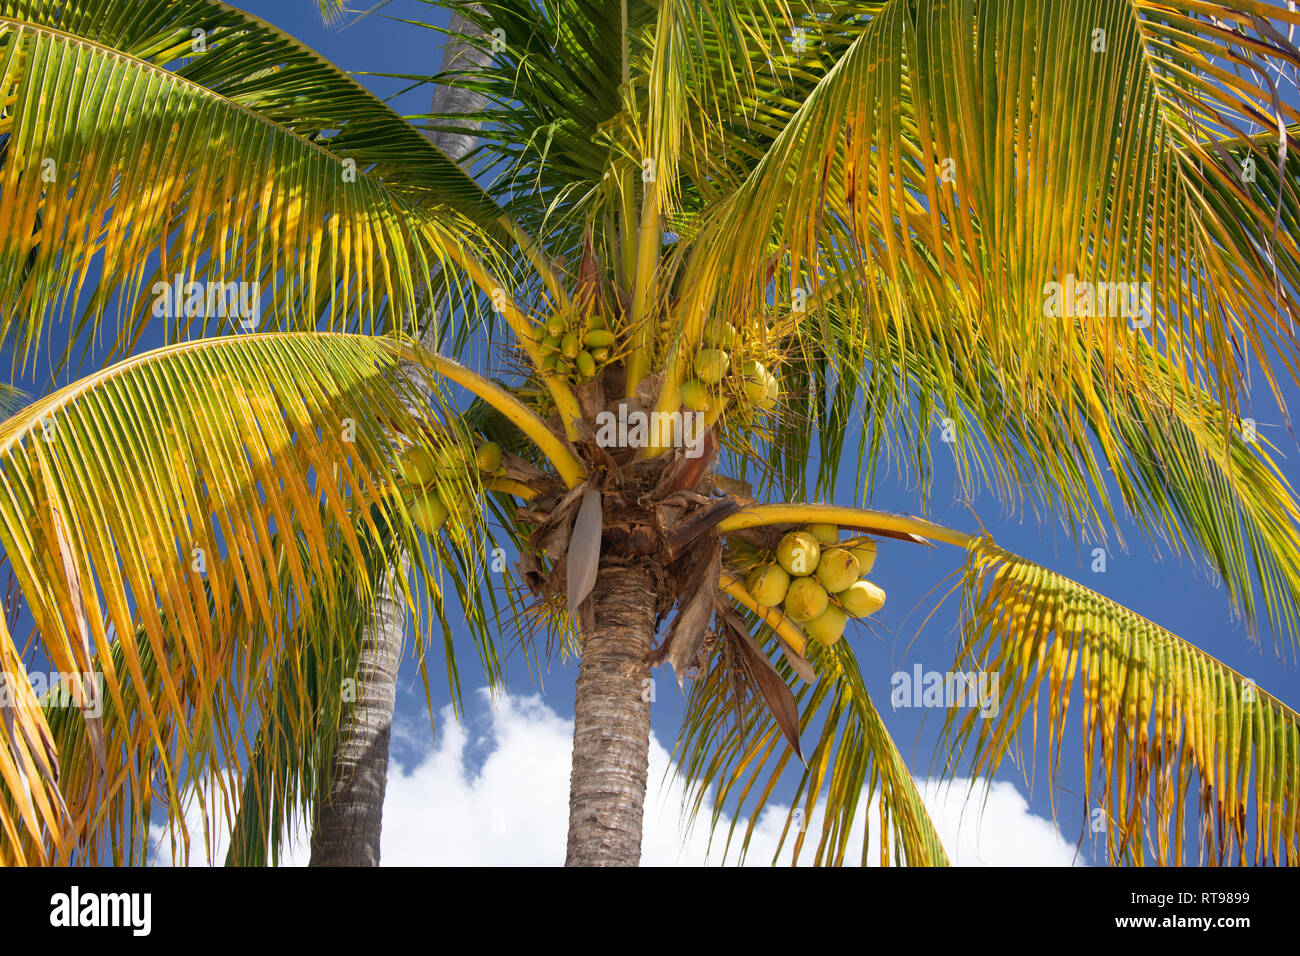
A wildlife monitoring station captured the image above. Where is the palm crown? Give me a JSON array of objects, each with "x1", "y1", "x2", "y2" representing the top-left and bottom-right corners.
[{"x1": 1, "y1": 0, "x2": 1299, "y2": 867}]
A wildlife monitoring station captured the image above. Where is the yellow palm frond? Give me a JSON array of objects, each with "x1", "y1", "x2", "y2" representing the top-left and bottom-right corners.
[
  {"x1": 0, "y1": 331, "x2": 522, "y2": 863},
  {"x1": 0, "y1": 10, "x2": 502, "y2": 374},
  {"x1": 945, "y1": 538, "x2": 1300, "y2": 865}
]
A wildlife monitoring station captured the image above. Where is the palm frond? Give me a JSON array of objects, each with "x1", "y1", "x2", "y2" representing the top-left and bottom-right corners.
[
  {"x1": 0, "y1": 3, "x2": 508, "y2": 375},
  {"x1": 944, "y1": 537, "x2": 1300, "y2": 865},
  {"x1": 659, "y1": 1, "x2": 1300, "y2": 484},
  {"x1": 677, "y1": 624, "x2": 950, "y2": 866},
  {"x1": 0, "y1": 331, "x2": 495, "y2": 862}
]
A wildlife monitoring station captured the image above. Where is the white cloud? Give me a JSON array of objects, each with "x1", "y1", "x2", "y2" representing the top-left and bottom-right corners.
[{"x1": 151, "y1": 688, "x2": 1078, "y2": 866}]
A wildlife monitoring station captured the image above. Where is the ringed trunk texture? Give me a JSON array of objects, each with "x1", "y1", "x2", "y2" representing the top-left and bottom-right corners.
[
  {"x1": 308, "y1": 570, "x2": 404, "y2": 866},
  {"x1": 308, "y1": 10, "x2": 488, "y2": 866},
  {"x1": 565, "y1": 562, "x2": 657, "y2": 866}
]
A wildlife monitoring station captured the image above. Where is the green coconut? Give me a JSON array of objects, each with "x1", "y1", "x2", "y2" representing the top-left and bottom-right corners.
[
  {"x1": 746, "y1": 563, "x2": 790, "y2": 607},
  {"x1": 576, "y1": 350, "x2": 597, "y2": 379},
  {"x1": 585, "y1": 329, "x2": 615, "y2": 349},
  {"x1": 783, "y1": 576, "x2": 829, "y2": 622},
  {"x1": 805, "y1": 604, "x2": 848, "y2": 647},
  {"x1": 776, "y1": 531, "x2": 821, "y2": 577},
  {"x1": 815, "y1": 547, "x2": 860, "y2": 593},
  {"x1": 839, "y1": 580, "x2": 886, "y2": 618}
]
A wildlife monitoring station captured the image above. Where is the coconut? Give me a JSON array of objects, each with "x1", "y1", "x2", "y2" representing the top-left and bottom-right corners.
[
  {"x1": 398, "y1": 447, "x2": 438, "y2": 486},
  {"x1": 561, "y1": 333, "x2": 580, "y2": 359},
  {"x1": 776, "y1": 531, "x2": 820, "y2": 577},
  {"x1": 680, "y1": 379, "x2": 712, "y2": 412},
  {"x1": 475, "y1": 442, "x2": 503, "y2": 473},
  {"x1": 838, "y1": 580, "x2": 885, "y2": 618},
  {"x1": 849, "y1": 540, "x2": 877, "y2": 575},
  {"x1": 805, "y1": 604, "x2": 848, "y2": 647},
  {"x1": 815, "y1": 547, "x2": 860, "y2": 593},
  {"x1": 806, "y1": 523, "x2": 839, "y2": 545},
  {"x1": 762, "y1": 375, "x2": 780, "y2": 409},
  {"x1": 694, "y1": 348, "x2": 731, "y2": 384},
  {"x1": 576, "y1": 350, "x2": 597, "y2": 379},
  {"x1": 703, "y1": 315, "x2": 735, "y2": 348},
  {"x1": 409, "y1": 493, "x2": 449, "y2": 535},
  {"x1": 746, "y1": 563, "x2": 790, "y2": 607},
  {"x1": 585, "y1": 329, "x2": 614, "y2": 349},
  {"x1": 742, "y1": 361, "x2": 770, "y2": 403},
  {"x1": 783, "y1": 576, "x2": 828, "y2": 622}
]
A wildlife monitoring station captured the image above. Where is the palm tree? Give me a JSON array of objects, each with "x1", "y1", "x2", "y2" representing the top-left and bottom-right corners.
[{"x1": 2, "y1": 0, "x2": 1300, "y2": 867}]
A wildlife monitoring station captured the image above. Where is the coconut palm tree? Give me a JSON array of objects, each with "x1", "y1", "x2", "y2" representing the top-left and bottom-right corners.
[{"x1": 2, "y1": 0, "x2": 1300, "y2": 868}]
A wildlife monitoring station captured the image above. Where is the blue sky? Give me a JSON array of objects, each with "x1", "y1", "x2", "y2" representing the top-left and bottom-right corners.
[{"x1": 12, "y1": 0, "x2": 1300, "y2": 865}]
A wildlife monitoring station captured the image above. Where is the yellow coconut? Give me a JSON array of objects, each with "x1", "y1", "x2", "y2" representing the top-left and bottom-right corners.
[
  {"x1": 776, "y1": 531, "x2": 820, "y2": 576},
  {"x1": 746, "y1": 563, "x2": 790, "y2": 607},
  {"x1": 742, "y1": 361, "x2": 771, "y2": 404},
  {"x1": 576, "y1": 350, "x2": 597, "y2": 379},
  {"x1": 680, "y1": 379, "x2": 713, "y2": 412},
  {"x1": 703, "y1": 315, "x2": 736, "y2": 348},
  {"x1": 763, "y1": 375, "x2": 780, "y2": 409},
  {"x1": 475, "y1": 442, "x2": 503, "y2": 473},
  {"x1": 694, "y1": 348, "x2": 731, "y2": 384},
  {"x1": 805, "y1": 604, "x2": 848, "y2": 647},
  {"x1": 783, "y1": 576, "x2": 829, "y2": 622},
  {"x1": 398, "y1": 447, "x2": 438, "y2": 486},
  {"x1": 838, "y1": 580, "x2": 885, "y2": 618},
  {"x1": 410, "y1": 493, "x2": 449, "y2": 535},
  {"x1": 806, "y1": 523, "x2": 839, "y2": 545},
  {"x1": 815, "y1": 547, "x2": 860, "y2": 593},
  {"x1": 585, "y1": 329, "x2": 615, "y2": 349},
  {"x1": 850, "y1": 540, "x2": 878, "y2": 575}
]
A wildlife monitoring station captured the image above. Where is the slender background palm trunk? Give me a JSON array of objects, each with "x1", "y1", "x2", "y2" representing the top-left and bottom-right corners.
[
  {"x1": 309, "y1": 10, "x2": 489, "y2": 867},
  {"x1": 565, "y1": 562, "x2": 657, "y2": 866}
]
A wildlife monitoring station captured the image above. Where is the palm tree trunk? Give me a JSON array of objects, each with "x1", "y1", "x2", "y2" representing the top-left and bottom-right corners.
[
  {"x1": 308, "y1": 567, "x2": 404, "y2": 866},
  {"x1": 565, "y1": 562, "x2": 657, "y2": 866},
  {"x1": 308, "y1": 9, "x2": 488, "y2": 867}
]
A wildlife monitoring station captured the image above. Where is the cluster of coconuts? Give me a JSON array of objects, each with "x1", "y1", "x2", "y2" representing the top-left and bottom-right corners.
[
  {"x1": 743, "y1": 524, "x2": 885, "y2": 647},
  {"x1": 680, "y1": 316, "x2": 780, "y2": 416},
  {"x1": 537, "y1": 312, "x2": 615, "y2": 384},
  {"x1": 399, "y1": 440, "x2": 503, "y2": 534}
]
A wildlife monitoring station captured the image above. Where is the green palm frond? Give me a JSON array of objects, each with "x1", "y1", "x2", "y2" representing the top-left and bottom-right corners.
[
  {"x1": 396, "y1": 0, "x2": 654, "y2": 269},
  {"x1": 944, "y1": 537, "x2": 1300, "y2": 865}
]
